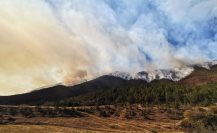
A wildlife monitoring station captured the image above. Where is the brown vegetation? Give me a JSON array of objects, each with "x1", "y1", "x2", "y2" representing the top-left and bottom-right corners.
[{"x1": 0, "y1": 105, "x2": 184, "y2": 132}]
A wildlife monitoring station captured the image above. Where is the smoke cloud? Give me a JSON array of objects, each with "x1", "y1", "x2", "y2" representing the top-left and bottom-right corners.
[{"x1": 0, "y1": 0, "x2": 216, "y2": 95}]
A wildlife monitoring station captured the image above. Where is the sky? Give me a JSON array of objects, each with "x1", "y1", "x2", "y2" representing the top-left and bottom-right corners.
[{"x1": 0, "y1": 0, "x2": 217, "y2": 95}]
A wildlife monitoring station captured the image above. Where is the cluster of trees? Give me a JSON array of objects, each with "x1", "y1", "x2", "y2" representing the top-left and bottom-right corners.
[{"x1": 46, "y1": 81, "x2": 217, "y2": 107}]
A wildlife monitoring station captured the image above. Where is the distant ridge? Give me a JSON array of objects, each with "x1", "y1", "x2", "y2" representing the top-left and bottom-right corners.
[{"x1": 110, "y1": 60, "x2": 217, "y2": 82}]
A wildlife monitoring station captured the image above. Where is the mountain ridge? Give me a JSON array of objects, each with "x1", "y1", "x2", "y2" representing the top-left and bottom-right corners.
[
  {"x1": 110, "y1": 60, "x2": 217, "y2": 82},
  {"x1": 1, "y1": 61, "x2": 217, "y2": 105},
  {"x1": 0, "y1": 75, "x2": 147, "y2": 105}
]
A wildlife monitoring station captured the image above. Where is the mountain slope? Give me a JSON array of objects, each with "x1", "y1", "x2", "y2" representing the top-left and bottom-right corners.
[
  {"x1": 0, "y1": 76, "x2": 147, "y2": 105},
  {"x1": 59, "y1": 66, "x2": 217, "y2": 106},
  {"x1": 181, "y1": 65, "x2": 217, "y2": 86}
]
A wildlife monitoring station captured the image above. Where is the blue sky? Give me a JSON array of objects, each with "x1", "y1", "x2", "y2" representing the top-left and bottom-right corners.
[
  {"x1": 45, "y1": 0, "x2": 217, "y2": 64},
  {"x1": 0, "y1": 0, "x2": 217, "y2": 94}
]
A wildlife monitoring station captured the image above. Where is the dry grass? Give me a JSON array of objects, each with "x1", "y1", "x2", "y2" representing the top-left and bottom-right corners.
[
  {"x1": 0, "y1": 125, "x2": 103, "y2": 133},
  {"x1": 0, "y1": 124, "x2": 186, "y2": 133},
  {"x1": 0, "y1": 115, "x2": 183, "y2": 133},
  {"x1": 0, "y1": 105, "x2": 186, "y2": 133}
]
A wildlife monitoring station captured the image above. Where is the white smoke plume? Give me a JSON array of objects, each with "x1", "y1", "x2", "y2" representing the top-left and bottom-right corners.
[{"x1": 0, "y1": 0, "x2": 216, "y2": 95}]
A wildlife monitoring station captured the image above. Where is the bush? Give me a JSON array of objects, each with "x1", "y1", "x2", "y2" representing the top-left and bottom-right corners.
[
  {"x1": 181, "y1": 107, "x2": 217, "y2": 132},
  {"x1": 180, "y1": 118, "x2": 193, "y2": 128},
  {"x1": 100, "y1": 110, "x2": 111, "y2": 117}
]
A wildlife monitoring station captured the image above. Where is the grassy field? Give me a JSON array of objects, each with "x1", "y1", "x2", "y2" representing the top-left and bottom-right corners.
[
  {"x1": 0, "y1": 125, "x2": 100, "y2": 133},
  {"x1": 0, "y1": 124, "x2": 185, "y2": 133},
  {"x1": 0, "y1": 118, "x2": 182, "y2": 133},
  {"x1": 0, "y1": 104, "x2": 216, "y2": 132},
  {"x1": 0, "y1": 105, "x2": 185, "y2": 133}
]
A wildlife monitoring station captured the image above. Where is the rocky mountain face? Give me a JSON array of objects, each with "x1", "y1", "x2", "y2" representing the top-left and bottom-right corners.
[
  {"x1": 110, "y1": 60, "x2": 217, "y2": 82},
  {"x1": 110, "y1": 68, "x2": 193, "y2": 82}
]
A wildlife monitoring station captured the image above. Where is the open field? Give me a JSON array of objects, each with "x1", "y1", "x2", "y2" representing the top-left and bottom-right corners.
[
  {"x1": 0, "y1": 125, "x2": 102, "y2": 133},
  {"x1": 1, "y1": 104, "x2": 217, "y2": 132},
  {"x1": 0, "y1": 105, "x2": 185, "y2": 133},
  {"x1": 0, "y1": 117, "x2": 182, "y2": 133}
]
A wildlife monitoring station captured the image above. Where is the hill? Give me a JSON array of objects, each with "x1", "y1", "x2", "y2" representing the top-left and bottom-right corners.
[
  {"x1": 1, "y1": 65, "x2": 217, "y2": 105},
  {"x1": 0, "y1": 76, "x2": 146, "y2": 105},
  {"x1": 181, "y1": 65, "x2": 217, "y2": 86}
]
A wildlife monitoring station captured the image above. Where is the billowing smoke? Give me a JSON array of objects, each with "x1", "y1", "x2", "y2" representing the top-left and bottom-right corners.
[{"x1": 0, "y1": 0, "x2": 216, "y2": 95}]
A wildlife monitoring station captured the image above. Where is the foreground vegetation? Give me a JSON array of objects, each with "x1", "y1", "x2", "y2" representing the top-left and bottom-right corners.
[
  {"x1": 0, "y1": 105, "x2": 183, "y2": 132},
  {"x1": 181, "y1": 105, "x2": 217, "y2": 133},
  {"x1": 0, "y1": 104, "x2": 217, "y2": 132}
]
